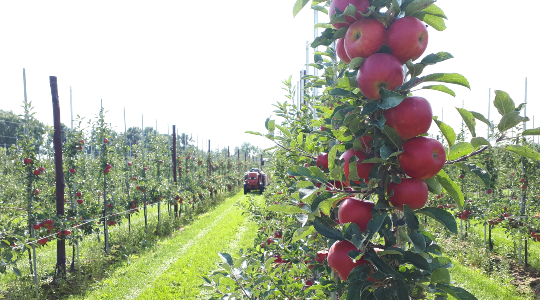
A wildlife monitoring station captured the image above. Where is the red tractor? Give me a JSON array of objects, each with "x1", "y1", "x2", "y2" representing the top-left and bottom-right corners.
[{"x1": 244, "y1": 168, "x2": 269, "y2": 194}]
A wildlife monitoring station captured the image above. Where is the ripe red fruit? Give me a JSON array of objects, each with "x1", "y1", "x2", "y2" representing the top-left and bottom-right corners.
[
  {"x1": 76, "y1": 192, "x2": 82, "y2": 197},
  {"x1": 136, "y1": 186, "x2": 140, "y2": 190},
  {"x1": 486, "y1": 189, "x2": 493, "y2": 195},
  {"x1": 383, "y1": 96, "x2": 432, "y2": 140},
  {"x1": 459, "y1": 174, "x2": 464, "y2": 179},
  {"x1": 33, "y1": 224, "x2": 41, "y2": 230},
  {"x1": 316, "y1": 153, "x2": 329, "y2": 170},
  {"x1": 504, "y1": 206, "x2": 507, "y2": 211},
  {"x1": 33, "y1": 170, "x2": 41, "y2": 176},
  {"x1": 328, "y1": 240, "x2": 369, "y2": 281},
  {"x1": 504, "y1": 213, "x2": 510, "y2": 218},
  {"x1": 107, "y1": 204, "x2": 112, "y2": 208},
  {"x1": 336, "y1": 38, "x2": 351, "y2": 64},
  {"x1": 24, "y1": 158, "x2": 32, "y2": 164},
  {"x1": 328, "y1": 0, "x2": 370, "y2": 29},
  {"x1": 104, "y1": 138, "x2": 109, "y2": 144},
  {"x1": 132, "y1": 204, "x2": 136, "y2": 208},
  {"x1": 338, "y1": 197, "x2": 374, "y2": 232},
  {"x1": 143, "y1": 167, "x2": 147, "y2": 171},
  {"x1": 520, "y1": 178, "x2": 526, "y2": 183},
  {"x1": 521, "y1": 185, "x2": 527, "y2": 190},
  {"x1": 266, "y1": 237, "x2": 274, "y2": 244},
  {"x1": 38, "y1": 166, "x2": 45, "y2": 171},
  {"x1": 34, "y1": 189, "x2": 40, "y2": 196},
  {"x1": 106, "y1": 164, "x2": 112, "y2": 169},
  {"x1": 344, "y1": 18, "x2": 386, "y2": 59},
  {"x1": 436, "y1": 195, "x2": 441, "y2": 199},
  {"x1": 37, "y1": 238, "x2": 48, "y2": 246},
  {"x1": 358, "y1": 134, "x2": 373, "y2": 149},
  {"x1": 104, "y1": 169, "x2": 110, "y2": 173},
  {"x1": 357, "y1": 53, "x2": 404, "y2": 100},
  {"x1": 398, "y1": 137, "x2": 446, "y2": 180},
  {"x1": 69, "y1": 168, "x2": 76, "y2": 174},
  {"x1": 437, "y1": 205, "x2": 443, "y2": 209},
  {"x1": 132, "y1": 177, "x2": 136, "y2": 181},
  {"x1": 316, "y1": 251, "x2": 328, "y2": 263},
  {"x1": 388, "y1": 178, "x2": 428, "y2": 210},
  {"x1": 386, "y1": 16, "x2": 429, "y2": 64},
  {"x1": 340, "y1": 149, "x2": 375, "y2": 185},
  {"x1": 77, "y1": 199, "x2": 84, "y2": 204},
  {"x1": 64, "y1": 230, "x2": 71, "y2": 235},
  {"x1": 128, "y1": 162, "x2": 132, "y2": 166}
]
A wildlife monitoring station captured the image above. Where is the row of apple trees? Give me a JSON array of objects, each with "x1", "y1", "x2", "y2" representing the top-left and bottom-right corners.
[
  {"x1": 0, "y1": 103, "x2": 249, "y2": 277},
  {"x1": 201, "y1": 0, "x2": 540, "y2": 299}
]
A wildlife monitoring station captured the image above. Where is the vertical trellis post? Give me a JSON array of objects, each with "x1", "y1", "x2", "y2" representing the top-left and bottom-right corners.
[
  {"x1": 172, "y1": 125, "x2": 178, "y2": 217},
  {"x1": 50, "y1": 76, "x2": 67, "y2": 278}
]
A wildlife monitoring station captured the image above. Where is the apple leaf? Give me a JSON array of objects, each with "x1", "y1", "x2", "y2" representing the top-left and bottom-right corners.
[
  {"x1": 314, "y1": 22, "x2": 333, "y2": 29},
  {"x1": 12, "y1": 267, "x2": 21, "y2": 277},
  {"x1": 437, "y1": 284, "x2": 477, "y2": 300},
  {"x1": 420, "y1": 52, "x2": 454, "y2": 65},
  {"x1": 348, "y1": 57, "x2": 365, "y2": 70},
  {"x1": 424, "y1": 73, "x2": 471, "y2": 89},
  {"x1": 422, "y1": 4, "x2": 447, "y2": 19},
  {"x1": 311, "y1": 28, "x2": 337, "y2": 48},
  {"x1": 436, "y1": 169, "x2": 464, "y2": 209},
  {"x1": 343, "y1": 4, "x2": 358, "y2": 18},
  {"x1": 409, "y1": 232, "x2": 426, "y2": 253},
  {"x1": 378, "y1": 88, "x2": 406, "y2": 109},
  {"x1": 448, "y1": 142, "x2": 473, "y2": 161},
  {"x1": 523, "y1": 128, "x2": 540, "y2": 136},
  {"x1": 421, "y1": 85, "x2": 455, "y2": 97},
  {"x1": 498, "y1": 111, "x2": 529, "y2": 132},
  {"x1": 396, "y1": 76, "x2": 427, "y2": 91},
  {"x1": 245, "y1": 131, "x2": 263, "y2": 136},
  {"x1": 311, "y1": 5, "x2": 328, "y2": 15},
  {"x1": 504, "y1": 145, "x2": 540, "y2": 162},
  {"x1": 313, "y1": 216, "x2": 344, "y2": 240},
  {"x1": 416, "y1": 207, "x2": 458, "y2": 234},
  {"x1": 365, "y1": 212, "x2": 388, "y2": 242},
  {"x1": 333, "y1": 27, "x2": 348, "y2": 39},
  {"x1": 329, "y1": 88, "x2": 354, "y2": 96},
  {"x1": 433, "y1": 117, "x2": 456, "y2": 147},
  {"x1": 403, "y1": 205, "x2": 419, "y2": 231},
  {"x1": 456, "y1": 108, "x2": 476, "y2": 137},
  {"x1": 431, "y1": 268, "x2": 451, "y2": 284},
  {"x1": 424, "y1": 177, "x2": 443, "y2": 195},
  {"x1": 218, "y1": 253, "x2": 234, "y2": 266},
  {"x1": 310, "y1": 191, "x2": 334, "y2": 212},
  {"x1": 406, "y1": 60, "x2": 427, "y2": 77},
  {"x1": 470, "y1": 137, "x2": 490, "y2": 149},
  {"x1": 493, "y1": 90, "x2": 515, "y2": 116},
  {"x1": 454, "y1": 162, "x2": 491, "y2": 188},
  {"x1": 404, "y1": 0, "x2": 436, "y2": 17},
  {"x1": 267, "y1": 204, "x2": 304, "y2": 214},
  {"x1": 292, "y1": 0, "x2": 310, "y2": 17},
  {"x1": 413, "y1": 12, "x2": 447, "y2": 31},
  {"x1": 292, "y1": 226, "x2": 315, "y2": 242},
  {"x1": 469, "y1": 111, "x2": 492, "y2": 129},
  {"x1": 382, "y1": 125, "x2": 403, "y2": 149}
]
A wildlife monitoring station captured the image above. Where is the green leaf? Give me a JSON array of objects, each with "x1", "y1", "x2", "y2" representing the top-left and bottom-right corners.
[
  {"x1": 382, "y1": 125, "x2": 403, "y2": 149},
  {"x1": 436, "y1": 170, "x2": 464, "y2": 209},
  {"x1": 403, "y1": 252, "x2": 431, "y2": 270},
  {"x1": 365, "y1": 248, "x2": 395, "y2": 275},
  {"x1": 218, "y1": 253, "x2": 234, "y2": 266},
  {"x1": 333, "y1": 27, "x2": 348, "y2": 39},
  {"x1": 403, "y1": 205, "x2": 419, "y2": 231},
  {"x1": 523, "y1": 128, "x2": 540, "y2": 136},
  {"x1": 378, "y1": 88, "x2": 406, "y2": 109},
  {"x1": 493, "y1": 90, "x2": 515, "y2": 116},
  {"x1": 292, "y1": 0, "x2": 310, "y2": 17},
  {"x1": 292, "y1": 226, "x2": 316, "y2": 242},
  {"x1": 421, "y1": 85, "x2": 455, "y2": 97},
  {"x1": 245, "y1": 131, "x2": 262, "y2": 136},
  {"x1": 424, "y1": 73, "x2": 470, "y2": 89},
  {"x1": 422, "y1": 4, "x2": 447, "y2": 19},
  {"x1": 328, "y1": 143, "x2": 342, "y2": 170},
  {"x1": 456, "y1": 163, "x2": 491, "y2": 188},
  {"x1": 456, "y1": 108, "x2": 476, "y2": 137},
  {"x1": 470, "y1": 111, "x2": 492, "y2": 128},
  {"x1": 438, "y1": 284, "x2": 478, "y2": 300},
  {"x1": 365, "y1": 213, "x2": 388, "y2": 241},
  {"x1": 433, "y1": 118, "x2": 456, "y2": 147},
  {"x1": 498, "y1": 111, "x2": 528, "y2": 132},
  {"x1": 343, "y1": 223, "x2": 366, "y2": 249},
  {"x1": 267, "y1": 204, "x2": 304, "y2": 214},
  {"x1": 420, "y1": 52, "x2": 453, "y2": 65},
  {"x1": 448, "y1": 142, "x2": 473, "y2": 161},
  {"x1": 349, "y1": 57, "x2": 365, "y2": 70},
  {"x1": 505, "y1": 145, "x2": 540, "y2": 162},
  {"x1": 313, "y1": 216, "x2": 344, "y2": 240},
  {"x1": 413, "y1": 12, "x2": 447, "y2": 31},
  {"x1": 380, "y1": 145, "x2": 393, "y2": 160},
  {"x1": 409, "y1": 231, "x2": 426, "y2": 253},
  {"x1": 12, "y1": 267, "x2": 21, "y2": 277},
  {"x1": 470, "y1": 137, "x2": 490, "y2": 149},
  {"x1": 343, "y1": 3, "x2": 357, "y2": 18},
  {"x1": 405, "y1": 0, "x2": 436, "y2": 16},
  {"x1": 431, "y1": 268, "x2": 451, "y2": 283},
  {"x1": 311, "y1": 191, "x2": 334, "y2": 212},
  {"x1": 424, "y1": 177, "x2": 443, "y2": 195},
  {"x1": 267, "y1": 120, "x2": 275, "y2": 132}
]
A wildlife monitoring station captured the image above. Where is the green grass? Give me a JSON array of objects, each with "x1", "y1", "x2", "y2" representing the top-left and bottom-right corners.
[{"x1": 64, "y1": 192, "x2": 258, "y2": 300}]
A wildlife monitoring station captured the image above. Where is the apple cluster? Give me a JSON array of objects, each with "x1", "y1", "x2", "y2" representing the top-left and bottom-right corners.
[{"x1": 323, "y1": 0, "x2": 449, "y2": 281}]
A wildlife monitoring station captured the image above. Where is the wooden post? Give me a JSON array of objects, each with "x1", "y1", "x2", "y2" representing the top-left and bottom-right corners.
[
  {"x1": 172, "y1": 125, "x2": 178, "y2": 217},
  {"x1": 50, "y1": 76, "x2": 66, "y2": 278}
]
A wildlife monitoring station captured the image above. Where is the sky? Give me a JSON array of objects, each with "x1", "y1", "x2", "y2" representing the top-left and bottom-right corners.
[{"x1": 0, "y1": 0, "x2": 538, "y2": 152}]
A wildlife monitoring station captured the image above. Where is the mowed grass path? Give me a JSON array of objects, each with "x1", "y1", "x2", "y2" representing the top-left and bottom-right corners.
[{"x1": 67, "y1": 192, "x2": 258, "y2": 300}]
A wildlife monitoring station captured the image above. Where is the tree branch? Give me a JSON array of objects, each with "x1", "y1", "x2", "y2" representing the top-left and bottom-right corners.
[{"x1": 445, "y1": 133, "x2": 506, "y2": 165}]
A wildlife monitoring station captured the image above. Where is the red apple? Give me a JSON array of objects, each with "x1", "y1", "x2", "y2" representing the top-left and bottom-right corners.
[
  {"x1": 64, "y1": 230, "x2": 71, "y2": 235},
  {"x1": 459, "y1": 174, "x2": 464, "y2": 179},
  {"x1": 33, "y1": 224, "x2": 41, "y2": 230},
  {"x1": 336, "y1": 38, "x2": 351, "y2": 64},
  {"x1": 383, "y1": 96, "x2": 432, "y2": 140},
  {"x1": 340, "y1": 149, "x2": 375, "y2": 185},
  {"x1": 329, "y1": 0, "x2": 370, "y2": 29},
  {"x1": 37, "y1": 238, "x2": 48, "y2": 246},
  {"x1": 34, "y1": 189, "x2": 40, "y2": 196},
  {"x1": 386, "y1": 16, "x2": 429, "y2": 63},
  {"x1": 358, "y1": 134, "x2": 373, "y2": 149},
  {"x1": 104, "y1": 168, "x2": 110, "y2": 174},
  {"x1": 132, "y1": 177, "x2": 136, "y2": 181},
  {"x1": 388, "y1": 178, "x2": 428, "y2": 210},
  {"x1": 327, "y1": 240, "x2": 369, "y2": 281},
  {"x1": 24, "y1": 158, "x2": 32, "y2": 164},
  {"x1": 357, "y1": 53, "x2": 404, "y2": 100},
  {"x1": 338, "y1": 197, "x2": 374, "y2": 232},
  {"x1": 107, "y1": 204, "x2": 112, "y2": 208},
  {"x1": 104, "y1": 138, "x2": 109, "y2": 144},
  {"x1": 76, "y1": 192, "x2": 82, "y2": 197},
  {"x1": 344, "y1": 18, "x2": 386, "y2": 59},
  {"x1": 106, "y1": 164, "x2": 112, "y2": 169},
  {"x1": 520, "y1": 178, "x2": 526, "y2": 183},
  {"x1": 316, "y1": 153, "x2": 329, "y2": 170},
  {"x1": 521, "y1": 185, "x2": 527, "y2": 190},
  {"x1": 69, "y1": 168, "x2": 76, "y2": 174},
  {"x1": 398, "y1": 137, "x2": 446, "y2": 180},
  {"x1": 128, "y1": 162, "x2": 132, "y2": 166},
  {"x1": 77, "y1": 199, "x2": 84, "y2": 204},
  {"x1": 39, "y1": 166, "x2": 45, "y2": 171},
  {"x1": 34, "y1": 170, "x2": 41, "y2": 176},
  {"x1": 143, "y1": 167, "x2": 147, "y2": 171},
  {"x1": 486, "y1": 189, "x2": 493, "y2": 195}
]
